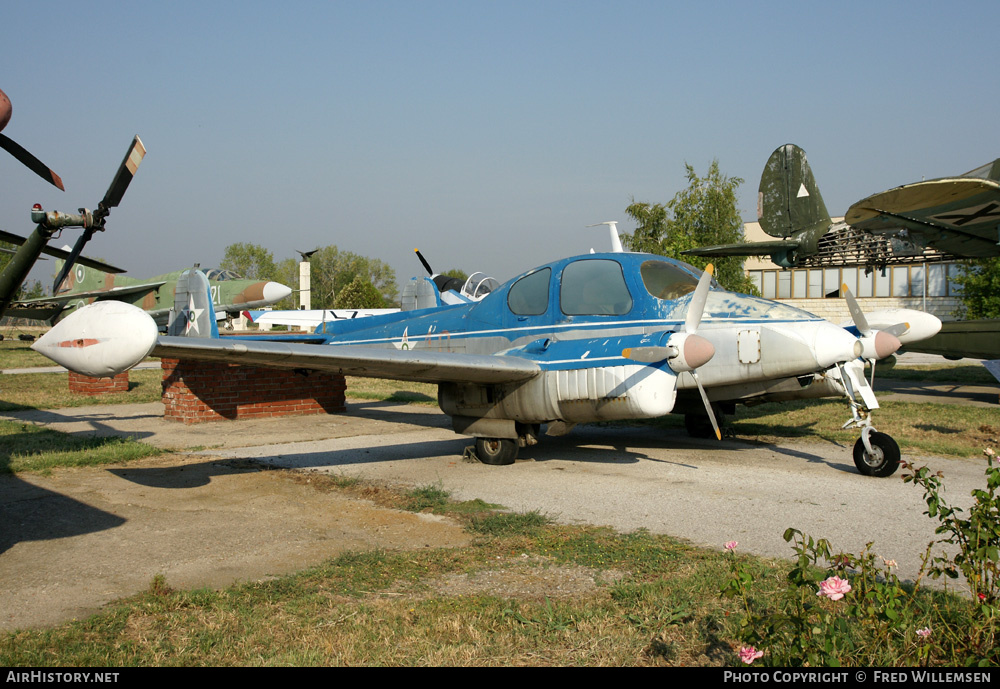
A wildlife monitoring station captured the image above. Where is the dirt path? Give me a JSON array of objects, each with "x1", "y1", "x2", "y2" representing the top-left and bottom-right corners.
[{"x1": 0, "y1": 417, "x2": 471, "y2": 631}]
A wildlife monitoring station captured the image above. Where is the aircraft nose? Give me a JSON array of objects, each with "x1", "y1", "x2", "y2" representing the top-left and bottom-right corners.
[
  {"x1": 262, "y1": 281, "x2": 292, "y2": 303},
  {"x1": 237, "y1": 281, "x2": 292, "y2": 305}
]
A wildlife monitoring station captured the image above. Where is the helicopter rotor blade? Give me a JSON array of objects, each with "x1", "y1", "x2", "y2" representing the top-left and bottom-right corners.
[
  {"x1": 99, "y1": 135, "x2": 145, "y2": 211},
  {"x1": 0, "y1": 133, "x2": 64, "y2": 191},
  {"x1": 51, "y1": 136, "x2": 145, "y2": 292}
]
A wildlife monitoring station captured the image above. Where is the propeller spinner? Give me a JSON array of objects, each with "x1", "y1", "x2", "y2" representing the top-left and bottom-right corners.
[{"x1": 0, "y1": 88, "x2": 64, "y2": 191}]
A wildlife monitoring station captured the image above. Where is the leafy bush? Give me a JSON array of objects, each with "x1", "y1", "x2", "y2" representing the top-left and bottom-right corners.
[{"x1": 723, "y1": 448, "x2": 1000, "y2": 666}]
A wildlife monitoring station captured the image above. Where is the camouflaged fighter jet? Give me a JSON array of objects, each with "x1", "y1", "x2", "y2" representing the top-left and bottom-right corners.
[{"x1": 12, "y1": 262, "x2": 291, "y2": 329}]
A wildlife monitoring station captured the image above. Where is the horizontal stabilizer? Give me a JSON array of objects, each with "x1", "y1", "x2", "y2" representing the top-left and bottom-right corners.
[{"x1": 683, "y1": 239, "x2": 801, "y2": 258}]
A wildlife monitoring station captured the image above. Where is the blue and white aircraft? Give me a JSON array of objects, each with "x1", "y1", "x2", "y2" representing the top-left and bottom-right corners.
[{"x1": 33, "y1": 250, "x2": 936, "y2": 477}]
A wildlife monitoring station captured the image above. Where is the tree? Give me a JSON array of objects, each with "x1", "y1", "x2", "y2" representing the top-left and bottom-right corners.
[
  {"x1": 0, "y1": 240, "x2": 47, "y2": 302},
  {"x1": 219, "y1": 243, "x2": 277, "y2": 281},
  {"x1": 274, "y1": 245, "x2": 398, "y2": 310},
  {"x1": 219, "y1": 242, "x2": 399, "y2": 310},
  {"x1": 333, "y1": 275, "x2": 389, "y2": 309},
  {"x1": 622, "y1": 161, "x2": 758, "y2": 295},
  {"x1": 953, "y1": 258, "x2": 1000, "y2": 319}
]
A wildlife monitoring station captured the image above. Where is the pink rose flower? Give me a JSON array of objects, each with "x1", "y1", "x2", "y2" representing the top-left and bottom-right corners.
[
  {"x1": 817, "y1": 575, "x2": 852, "y2": 601},
  {"x1": 725, "y1": 541, "x2": 738, "y2": 551},
  {"x1": 738, "y1": 646, "x2": 764, "y2": 664}
]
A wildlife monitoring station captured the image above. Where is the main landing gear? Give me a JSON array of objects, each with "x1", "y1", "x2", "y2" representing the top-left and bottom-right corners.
[{"x1": 467, "y1": 424, "x2": 541, "y2": 466}]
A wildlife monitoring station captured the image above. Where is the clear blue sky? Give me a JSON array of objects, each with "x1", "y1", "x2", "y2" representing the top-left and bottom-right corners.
[{"x1": 3, "y1": 0, "x2": 997, "y2": 293}]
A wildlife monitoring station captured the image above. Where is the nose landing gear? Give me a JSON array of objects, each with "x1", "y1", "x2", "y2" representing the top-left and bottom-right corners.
[{"x1": 837, "y1": 363, "x2": 900, "y2": 477}]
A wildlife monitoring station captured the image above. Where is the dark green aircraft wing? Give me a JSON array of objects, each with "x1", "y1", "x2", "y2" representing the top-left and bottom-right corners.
[
  {"x1": 902, "y1": 318, "x2": 1000, "y2": 360},
  {"x1": 683, "y1": 239, "x2": 801, "y2": 258},
  {"x1": 6, "y1": 281, "x2": 167, "y2": 322},
  {"x1": 2, "y1": 303, "x2": 65, "y2": 321},
  {"x1": 846, "y1": 160, "x2": 1000, "y2": 258},
  {"x1": 0, "y1": 230, "x2": 126, "y2": 273},
  {"x1": 16, "y1": 281, "x2": 168, "y2": 305}
]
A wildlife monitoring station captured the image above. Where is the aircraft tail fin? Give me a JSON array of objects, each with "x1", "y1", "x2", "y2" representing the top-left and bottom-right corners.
[
  {"x1": 758, "y1": 144, "x2": 832, "y2": 241},
  {"x1": 53, "y1": 255, "x2": 110, "y2": 295},
  {"x1": 167, "y1": 269, "x2": 220, "y2": 338},
  {"x1": 400, "y1": 276, "x2": 444, "y2": 311}
]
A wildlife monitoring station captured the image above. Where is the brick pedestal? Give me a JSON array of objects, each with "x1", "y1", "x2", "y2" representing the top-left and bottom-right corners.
[
  {"x1": 68, "y1": 371, "x2": 130, "y2": 395},
  {"x1": 161, "y1": 358, "x2": 346, "y2": 424}
]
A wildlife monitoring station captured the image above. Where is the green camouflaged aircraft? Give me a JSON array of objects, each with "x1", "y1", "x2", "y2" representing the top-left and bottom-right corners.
[
  {"x1": 686, "y1": 144, "x2": 1000, "y2": 268},
  {"x1": 9, "y1": 262, "x2": 292, "y2": 329}
]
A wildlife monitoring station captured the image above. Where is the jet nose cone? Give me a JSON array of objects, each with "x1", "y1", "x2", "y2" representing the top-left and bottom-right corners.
[{"x1": 262, "y1": 281, "x2": 292, "y2": 303}]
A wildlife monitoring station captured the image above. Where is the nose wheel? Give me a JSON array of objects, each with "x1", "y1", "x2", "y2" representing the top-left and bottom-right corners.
[
  {"x1": 837, "y1": 363, "x2": 900, "y2": 478},
  {"x1": 852, "y1": 428, "x2": 900, "y2": 477}
]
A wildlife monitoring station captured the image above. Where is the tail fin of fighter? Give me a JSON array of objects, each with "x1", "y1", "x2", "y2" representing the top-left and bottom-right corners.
[
  {"x1": 683, "y1": 144, "x2": 834, "y2": 268},
  {"x1": 167, "y1": 269, "x2": 219, "y2": 338},
  {"x1": 757, "y1": 144, "x2": 833, "y2": 254}
]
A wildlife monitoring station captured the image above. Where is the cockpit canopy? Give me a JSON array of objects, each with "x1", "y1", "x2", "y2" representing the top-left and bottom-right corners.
[
  {"x1": 504, "y1": 255, "x2": 703, "y2": 318},
  {"x1": 483, "y1": 252, "x2": 816, "y2": 324},
  {"x1": 203, "y1": 269, "x2": 244, "y2": 281}
]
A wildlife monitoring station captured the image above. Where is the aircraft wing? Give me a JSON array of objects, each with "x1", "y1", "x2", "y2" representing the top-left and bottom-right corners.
[
  {"x1": 683, "y1": 239, "x2": 801, "y2": 258},
  {"x1": 18, "y1": 281, "x2": 169, "y2": 305},
  {"x1": 247, "y1": 308, "x2": 400, "y2": 328},
  {"x1": 846, "y1": 176, "x2": 1000, "y2": 257},
  {"x1": 152, "y1": 336, "x2": 541, "y2": 385},
  {"x1": 900, "y1": 318, "x2": 1000, "y2": 360},
  {"x1": 0, "y1": 230, "x2": 126, "y2": 273},
  {"x1": 6, "y1": 281, "x2": 167, "y2": 322},
  {"x1": 2, "y1": 302, "x2": 64, "y2": 321}
]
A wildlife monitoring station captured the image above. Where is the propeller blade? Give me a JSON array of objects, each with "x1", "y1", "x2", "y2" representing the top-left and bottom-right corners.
[
  {"x1": 414, "y1": 248, "x2": 434, "y2": 276},
  {"x1": 883, "y1": 322, "x2": 910, "y2": 338},
  {"x1": 100, "y1": 136, "x2": 145, "y2": 210},
  {"x1": 621, "y1": 345, "x2": 673, "y2": 363},
  {"x1": 691, "y1": 370, "x2": 721, "y2": 441},
  {"x1": 683, "y1": 263, "x2": 714, "y2": 334},
  {"x1": 842, "y1": 283, "x2": 871, "y2": 337},
  {"x1": 0, "y1": 133, "x2": 64, "y2": 190}
]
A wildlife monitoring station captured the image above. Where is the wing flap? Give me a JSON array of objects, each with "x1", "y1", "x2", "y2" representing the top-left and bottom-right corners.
[{"x1": 153, "y1": 337, "x2": 541, "y2": 385}]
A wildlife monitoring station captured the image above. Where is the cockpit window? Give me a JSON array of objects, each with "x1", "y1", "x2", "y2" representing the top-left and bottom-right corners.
[
  {"x1": 560, "y1": 259, "x2": 632, "y2": 315},
  {"x1": 507, "y1": 267, "x2": 550, "y2": 316},
  {"x1": 640, "y1": 260, "x2": 700, "y2": 301}
]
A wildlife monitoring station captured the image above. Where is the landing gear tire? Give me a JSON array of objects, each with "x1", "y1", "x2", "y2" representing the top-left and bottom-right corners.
[
  {"x1": 475, "y1": 438, "x2": 518, "y2": 466},
  {"x1": 853, "y1": 432, "x2": 900, "y2": 478}
]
